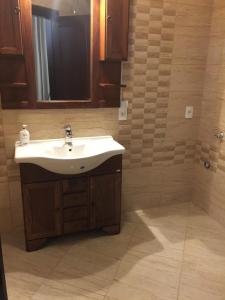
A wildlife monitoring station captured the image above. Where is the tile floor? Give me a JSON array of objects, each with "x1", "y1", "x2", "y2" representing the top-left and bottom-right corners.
[{"x1": 2, "y1": 202, "x2": 225, "y2": 300}]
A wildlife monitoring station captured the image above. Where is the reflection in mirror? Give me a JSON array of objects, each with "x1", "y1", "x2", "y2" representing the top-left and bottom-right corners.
[{"x1": 31, "y1": 0, "x2": 91, "y2": 101}]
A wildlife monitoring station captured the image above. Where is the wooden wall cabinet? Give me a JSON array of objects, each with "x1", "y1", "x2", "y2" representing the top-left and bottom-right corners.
[
  {"x1": 100, "y1": 0, "x2": 129, "y2": 61},
  {"x1": 20, "y1": 155, "x2": 122, "y2": 251},
  {"x1": 0, "y1": 0, "x2": 130, "y2": 109},
  {"x1": 0, "y1": 0, "x2": 36, "y2": 108},
  {"x1": 0, "y1": 0, "x2": 23, "y2": 55}
]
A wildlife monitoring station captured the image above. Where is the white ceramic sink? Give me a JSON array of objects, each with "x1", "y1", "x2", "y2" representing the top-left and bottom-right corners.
[{"x1": 15, "y1": 136, "x2": 125, "y2": 175}]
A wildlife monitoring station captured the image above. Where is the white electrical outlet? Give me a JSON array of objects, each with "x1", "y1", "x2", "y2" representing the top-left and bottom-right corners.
[
  {"x1": 119, "y1": 100, "x2": 128, "y2": 120},
  {"x1": 185, "y1": 106, "x2": 194, "y2": 119}
]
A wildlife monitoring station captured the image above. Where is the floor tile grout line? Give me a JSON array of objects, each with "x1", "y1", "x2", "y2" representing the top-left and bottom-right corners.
[
  {"x1": 32, "y1": 226, "x2": 136, "y2": 300},
  {"x1": 30, "y1": 244, "x2": 75, "y2": 299},
  {"x1": 103, "y1": 221, "x2": 138, "y2": 299},
  {"x1": 104, "y1": 208, "x2": 188, "y2": 299},
  {"x1": 176, "y1": 202, "x2": 191, "y2": 300}
]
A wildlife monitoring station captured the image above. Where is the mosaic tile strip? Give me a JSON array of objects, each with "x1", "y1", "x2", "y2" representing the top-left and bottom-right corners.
[
  {"x1": 122, "y1": 140, "x2": 196, "y2": 169},
  {"x1": 195, "y1": 141, "x2": 225, "y2": 173},
  {"x1": 120, "y1": 0, "x2": 177, "y2": 168}
]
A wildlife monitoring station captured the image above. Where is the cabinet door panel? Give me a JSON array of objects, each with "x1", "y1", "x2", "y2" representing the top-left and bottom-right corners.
[
  {"x1": 100, "y1": 0, "x2": 129, "y2": 61},
  {"x1": 90, "y1": 173, "x2": 121, "y2": 228},
  {"x1": 23, "y1": 181, "x2": 62, "y2": 240},
  {"x1": 0, "y1": 0, "x2": 23, "y2": 55}
]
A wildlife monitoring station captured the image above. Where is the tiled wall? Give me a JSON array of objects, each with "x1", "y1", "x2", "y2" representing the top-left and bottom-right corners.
[
  {"x1": 120, "y1": 0, "x2": 211, "y2": 169},
  {"x1": 0, "y1": 0, "x2": 212, "y2": 232},
  {"x1": 120, "y1": 0, "x2": 211, "y2": 211},
  {"x1": 193, "y1": 0, "x2": 225, "y2": 227},
  {"x1": 0, "y1": 111, "x2": 12, "y2": 231}
]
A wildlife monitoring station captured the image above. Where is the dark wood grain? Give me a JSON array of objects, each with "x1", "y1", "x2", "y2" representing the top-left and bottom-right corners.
[
  {"x1": 0, "y1": 0, "x2": 130, "y2": 109},
  {"x1": 20, "y1": 0, "x2": 37, "y2": 106},
  {"x1": 0, "y1": 0, "x2": 36, "y2": 108},
  {"x1": 26, "y1": 238, "x2": 48, "y2": 252},
  {"x1": 63, "y1": 193, "x2": 88, "y2": 208},
  {"x1": 90, "y1": 173, "x2": 121, "y2": 228},
  {"x1": 22, "y1": 181, "x2": 62, "y2": 240},
  {"x1": 63, "y1": 206, "x2": 88, "y2": 222},
  {"x1": 100, "y1": 0, "x2": 129, "y2": 61},
  {"x1": 0, "y1": 0, "x2": 23, "y2": 55},
  {"x1": 20, "y1": 155, "x2": 122, "y2": 251},
  {"x1": 64, "y1": 220, "x2": 89, "y2": 234},
  {"x1": 63, "y1": 178, "x2": 88, "y2": 194}
]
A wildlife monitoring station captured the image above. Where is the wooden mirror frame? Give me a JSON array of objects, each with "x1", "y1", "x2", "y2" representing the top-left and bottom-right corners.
[
  {"x1": 0, "y1": 0, "x2": 129, "y2": 109},
  {"x1": 35, "y1": 0, "x2": 99, "y2": 109}
]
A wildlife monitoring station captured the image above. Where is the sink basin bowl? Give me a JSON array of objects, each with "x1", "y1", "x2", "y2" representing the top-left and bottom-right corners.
[{"x1": 15, "y1": 136, "x2": 125, "y2": 175}]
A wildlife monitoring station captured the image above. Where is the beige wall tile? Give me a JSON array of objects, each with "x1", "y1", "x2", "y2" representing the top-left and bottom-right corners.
[
  {"x1": 193, "y1": 2, "x2": 225, "y2": 227},
  {"x1": 173, "y1": 35, "x2": 209, "y2": 65},
  {"x1": 0, "y1": 182, "x2": 10, "y2": 209},
  {"x1": 177, "y1": 0, "x2": 212, "y2": 6},
  {"x1": 0, "y1": 207, "x2": 12, "y2": 232},
  {"x1": 170, "y1": 65, "x2": 205, "y2": 92}
]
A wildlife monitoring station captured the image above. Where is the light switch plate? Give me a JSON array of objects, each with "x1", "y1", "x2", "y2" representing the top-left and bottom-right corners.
[
  {"x1": 119, "y1": 100, "x2": 128, "y2": 120},
  {"x1": 185, "y1": 106, "x2": 194, "y2": 119}
]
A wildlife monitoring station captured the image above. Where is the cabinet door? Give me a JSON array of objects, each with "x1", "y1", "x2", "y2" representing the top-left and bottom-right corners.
[
  {"x1": 0, "y1": 0, "x2": 23, "y2": 55},
  {"x1": 0, "y1": 239, "x2": 8, "y2": 300},
  {"x1": 100, "y1": 0, "x2": 129, "y2": 61},
  {"x1": 90, "y1": 173, "x2": 121, "y2": 228},
  {"x1": 22, "y1": 181, "x2": 62, "y2": 240}
]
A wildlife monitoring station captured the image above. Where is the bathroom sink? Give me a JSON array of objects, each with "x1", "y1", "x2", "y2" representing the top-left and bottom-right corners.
[{"x1": 15, "y1": 136, "x2": 125, "y2": 175}]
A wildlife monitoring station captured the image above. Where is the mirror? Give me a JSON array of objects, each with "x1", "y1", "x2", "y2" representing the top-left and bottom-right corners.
[{"x1": 31, "y1": 0, "x2": 91, "y2": 101}]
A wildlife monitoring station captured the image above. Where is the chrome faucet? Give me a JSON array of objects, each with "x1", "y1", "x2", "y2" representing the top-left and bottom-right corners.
[
  {"x1": 64, "y1": 125, "x2": 73, "y2": 146},
  {"x1": 215, "y1": 131, "x2": 224, "y2": 141}
]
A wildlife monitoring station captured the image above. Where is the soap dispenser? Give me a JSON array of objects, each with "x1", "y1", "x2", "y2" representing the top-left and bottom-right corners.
[{"x1": 19, "y1": 125, "x2": 30, "y2": 145}]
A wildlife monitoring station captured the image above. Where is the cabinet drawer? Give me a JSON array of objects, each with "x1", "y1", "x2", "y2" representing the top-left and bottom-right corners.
[
  {"x1": 63, "y1": 178, "x2": 88, "y2": 193},
  {"x1": 63, "y1": 192, "x2": 88, "y2": 208},
  {"x1": 63, "y1": 207, "x2": 88, "y2": 222},
  {"x1": 64, "y1": 220, "x2": 88, "y2": 234}
]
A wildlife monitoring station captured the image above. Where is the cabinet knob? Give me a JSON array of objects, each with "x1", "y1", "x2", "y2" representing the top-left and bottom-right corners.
[
  {"x1": 14, "y1": 6, "x2": 21, "y2": 15},
  {"x1": 107, "y1": 15, "x2": 112, "y2": 22}
]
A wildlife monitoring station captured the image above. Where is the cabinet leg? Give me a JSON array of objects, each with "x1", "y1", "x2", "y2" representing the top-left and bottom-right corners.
[
  {"x1": 26, "y1": 238, "x2": 48, "y2": 252},
  {"x1": 102, "y1": 224, "x2": 120, "y2": 235}
]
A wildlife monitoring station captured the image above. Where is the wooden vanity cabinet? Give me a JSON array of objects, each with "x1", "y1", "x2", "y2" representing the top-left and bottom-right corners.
[
  {"x1": 20, "y1": 155, "x2": 122, "y2": 251},
  {"x1": 0, "y1": 0, "x2": 23, "y2": 55},
  {"x1": 100, "y1": 0, "x2": 129, "y2": 61}
]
